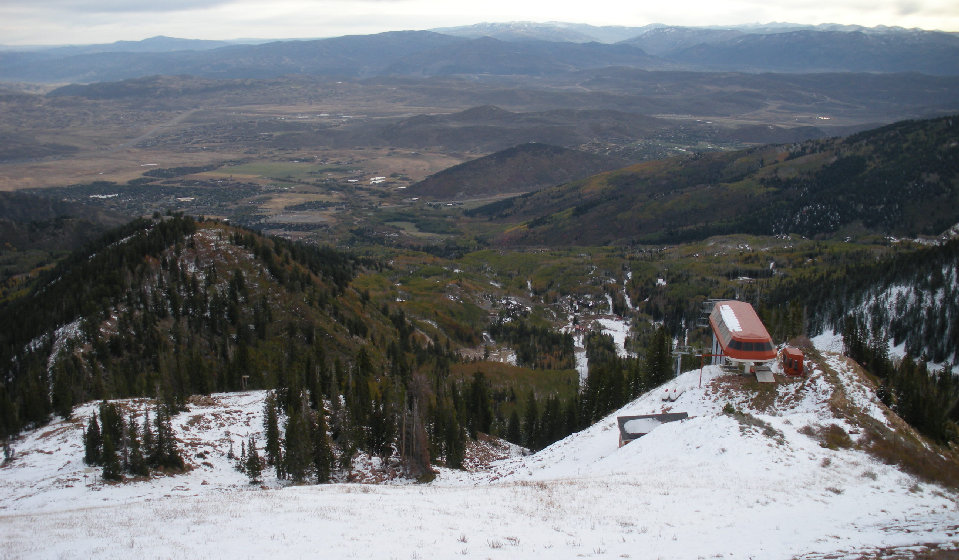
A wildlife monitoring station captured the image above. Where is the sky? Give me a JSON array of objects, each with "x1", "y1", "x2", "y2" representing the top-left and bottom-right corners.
[{"x1": 1, "y1": 0, "x2": 957, "y2": 46}]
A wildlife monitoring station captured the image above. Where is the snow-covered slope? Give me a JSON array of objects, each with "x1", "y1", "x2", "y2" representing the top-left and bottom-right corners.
[
  {"x1": 2, "y1": 350, "x2": 957, "y2": 559},
  {"x1": 818, "y1": 257, "x2": 959, "y2": 371}
]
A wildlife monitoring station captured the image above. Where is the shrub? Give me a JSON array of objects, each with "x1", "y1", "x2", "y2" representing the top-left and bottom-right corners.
[{"x1": 818, "y1": 424, "x2": 854, "y2": 450}]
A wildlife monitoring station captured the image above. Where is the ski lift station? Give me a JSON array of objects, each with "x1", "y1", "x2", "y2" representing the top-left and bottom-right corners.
[
  {"x1": 708, "y1": 300, "x2": 776, "y2": 373},
  {"x1": 706, "y1": 299, "x2": 805, "y2": 381}
]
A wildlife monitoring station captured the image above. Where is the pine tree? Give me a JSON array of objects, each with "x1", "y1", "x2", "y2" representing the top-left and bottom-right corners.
[
  {"x1": 264, "y1": 392, "x2": 281, "y2": 469},
  {"x1": 842, "y1": 314, "x2": 867, "y2": 363},
  {"x1": 151, "y1": 403, "x2": 185, "y2": 471},
  {"x1": 141, "y1": 411, "x2": 154, "y2": 464},
  {"x1": 51, "y1": 360, "x2": 75, "y2": 419},
  {"x1": 312, "y1": 409, "x2": 333, "y2": 483},
  {"x1": 505, "y1": 410, "x2": 522, "y2": 445},
  {"x1": 97, "y1": 401, "x2": 128, "y2": 469},
  {"x1": 368, "y1": 390, "x2": 396, "y2": 460},
  {"x1": 83, "y1": 413, "x2": 102, "y2": 465},
  {"x1": 0, "y1": 385, "x2": 19, "y2": 441},
  {"x1": 443, "y1": 408, "x2": 465, "y2": 470},
  {"x1": 522, "y1": 391, "x2": 539, "y2": 449},
  {"x1": 101, "y1": 434, "x2": 122, "y2": 482},
  {"x1": 542, "y1": 395, "x2": 562, "y2": 445},
  {"x1": 127, "y1": 413, "x2": 148, "y2": 477},
  {"x1": 399, "y1": 388, "x2": 432, "y2": 479},
  {"x1": 98, "y1": 402, "x2": 125, "y2": 454},
  {"x1": 245, "y1": 435, "x2": 262, "y2": 484},
  {"x1": 645, "y1": 326, "x2": 673, "y2": 387},
  {"x1": 793, "y1": 301, "x2": 806, "y2": 337},
  {"x1": 283, "y1": 400, "x2": 313, "y2": 483},
  {"x1": 467, "y1": 372, "x2": 493, "y2": 437},
  {"x1": 562, "y1": 395, "x2": 580, "y2": 436}
]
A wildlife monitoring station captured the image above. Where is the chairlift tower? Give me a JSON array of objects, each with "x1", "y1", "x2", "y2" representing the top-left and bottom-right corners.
[
  {"x1": 697, "y1": 299, "x2": 724, "y2": 329},
  {"x1": 672, "y1": 345, "x2": 693, "y2": 378}
]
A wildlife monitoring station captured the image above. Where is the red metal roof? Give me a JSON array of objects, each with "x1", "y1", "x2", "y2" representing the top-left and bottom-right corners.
[
  {"x1": 708, "y1": 300, "x2": 776, "y2": 362},
  {"x1": 713, "y1": 300, "x2": 772, "y2": 341},
  {"x1": 783, "y1": 346, "x2": 804, "y2": 360}
]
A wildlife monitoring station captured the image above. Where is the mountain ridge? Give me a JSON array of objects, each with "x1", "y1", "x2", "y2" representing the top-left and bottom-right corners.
[
  {"x1": 467, "y1": 114, "x2": 959, "y2": 246},
  {"x1": 409, "y1": 143, "x2": 628, "y2": 200},
  {"x1": 4, "y1": 24, "x2": 959, "y2": 83},
  {"x1": 0, "y1": 214, "x2": 399, "y2": 435}
]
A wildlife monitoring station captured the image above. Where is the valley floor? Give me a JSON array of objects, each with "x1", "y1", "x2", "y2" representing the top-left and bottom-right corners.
[{"x1": 2, "y1": 346, "x2": 958, "y2": 559}]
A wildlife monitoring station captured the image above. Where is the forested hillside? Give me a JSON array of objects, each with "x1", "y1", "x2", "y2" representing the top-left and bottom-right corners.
[
  {"x1": 829, "y1": 240, "x2": 959, "y2": 442},
  {"x1": 0, "y1": 214, "x2": 681, "y2": 482},
  {"x1": 410, "y1": 143, "x2": 625, "y2": 200},
  {"x1": 468, "y1": 115, "x2": 959, "y2": 245},
  {"x1": 811, "y1": 238, "x2": 959, "y2": 367},
  {"x1": 757, "y1": 236, "x2": 959, "y2": 443},
  {"x1": 0, "y1": 191, "x2": 129, "y2": 301},
  {"x1": 0, "y1": 215, "x2": 383, "y2": 433}
]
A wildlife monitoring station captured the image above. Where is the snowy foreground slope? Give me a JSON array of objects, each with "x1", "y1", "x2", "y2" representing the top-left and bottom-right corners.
[{"x1": 2, "y1": 350, "x2": 958, "y2": 559}]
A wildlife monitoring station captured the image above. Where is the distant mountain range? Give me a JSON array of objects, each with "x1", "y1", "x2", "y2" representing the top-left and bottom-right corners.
[
  {"x1": 431, "y1": 22, "x2": 655, "y2": 44},
  {"x1": 2, "y1": 23, "x2": 958, "y2": 83},
  {"x1": 648, "y1": 29, "x2": 959, "y2": 73},
  {"x1": 431, "y1": 21, "x2": 949, "y2": 45},
  {"x1": 0, "y1": 36, "x2": 237, "y2": 55}
]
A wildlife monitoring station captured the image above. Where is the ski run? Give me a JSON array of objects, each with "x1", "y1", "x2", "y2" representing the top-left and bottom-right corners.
[{"x1": 1, "y1": 341, "x2": 957, "y2": 559}]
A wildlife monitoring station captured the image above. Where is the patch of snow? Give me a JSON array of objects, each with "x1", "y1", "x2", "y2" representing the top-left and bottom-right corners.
[
  {"x1": 720, "y1": 304, "x2": 742, "y2": 332},
  {"x1": 573, "y1": 335, "x2": 588, "y2": 385},
  {"x1": 812, "y1": 330, "x2": 844, "y2": 354},
  {"x1": 825, "y1": 354, "x2": 892, "y2": 429},
  {"x1": 622, "y1": 272, "x2": 634, "y2": 310},
  {"x1": 45, "y1": 319, "x2": 84, "y2": 371},
  {"x1": 596, "y1": 317, "x2": 631, "y2": 358},
  {"x1": 622, "y1": 417, "x2": 663, "y2": 434}
]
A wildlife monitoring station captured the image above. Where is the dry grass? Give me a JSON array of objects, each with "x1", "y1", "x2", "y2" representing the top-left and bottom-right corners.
[
  {"x1": 793, "y1": 543, "x2": 959, "y2": 559},
  {"x1": 723, "y1": 407, "x2": 786, "y2": 444},
  {"x1": 187, "y1": 395, "x2": 222, "y2": 408},
  {"x1": 460, "y1": 433, "x2": 522, "y2": 472},
  {"x1": 815, "y1": 424, "x2": 854, "y2": 450},
  {"x1": 860, "y1": 422, "x2": 959, "y2": 489},
  {"x1": 707, "y1": 372, "x2": 803, "y2": 414},
  {"x1": 812, "y1": 349, "x2": 959, "y2": 490}
]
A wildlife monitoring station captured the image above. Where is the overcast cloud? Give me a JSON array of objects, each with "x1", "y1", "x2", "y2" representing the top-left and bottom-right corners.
[{"x1": 1, "y1": 0, "x2": 956, "y2": 46}]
